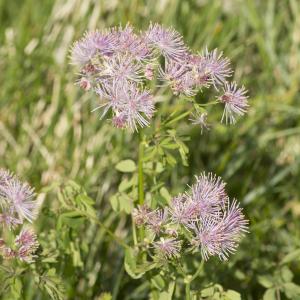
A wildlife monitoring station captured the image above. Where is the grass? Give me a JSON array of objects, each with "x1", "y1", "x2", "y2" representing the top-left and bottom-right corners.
[{"x1": 0, "y1": 0, "x2": 300, "y2": 299}]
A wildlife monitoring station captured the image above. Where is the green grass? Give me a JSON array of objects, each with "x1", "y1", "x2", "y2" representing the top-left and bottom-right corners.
[{"x1": 0, "y1": 0, "x2": 300, "y2": 299}]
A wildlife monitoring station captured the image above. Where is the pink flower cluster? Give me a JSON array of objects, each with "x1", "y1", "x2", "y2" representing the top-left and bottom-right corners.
[
  {"x1": 0, "y1": 169, "x2": 39, "y2": 263},
  {"x1": 71, "y1": 23, "x2": 248, "y2": 130},
  {"x1": 133, "y1": 172, "x2": 248, "y2": 261}
]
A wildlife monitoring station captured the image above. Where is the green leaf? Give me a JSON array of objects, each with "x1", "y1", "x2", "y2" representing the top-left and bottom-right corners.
[
  {"x1": 118, "y1": 178, "x2": 134, "y2": 192},
  {"x1": 124, "y1": 248, "x2": 144, "y2": 279},
  {"x1": 9, "y1": 278, "x2": 22, "y2": 299},
  {"x1": 57, "y1": 211, "x2": 85, "y2": 230},
  {"x1": 283, "y1": 282, "x2": 300, "y2": 299},
  {"x1": 258, "y1": 275, "x2": 274, "y2": 288},
  {"x1": 263, "y1": 288, "x2": 277, "y2": 300},
  {"x1": 281, "y1": 266, "x2": 294, "y2": 283},
  {"x1": 39, "y1": 268, "x2": 65, "y2": 300},
  {"x1": 120, "y1": 193, "x2": 133, "y2": 214},
  {"x1": 110, "y1": 195, "x2": 119, "y2": 212},
  {"x1": 98, "y1": 293, "x2": 112, "y2": 300},
  {"x1": 281, "y1": 249, "x2": 300, "y2": 264},
  {"x1": 160, "y1": 187, "x2": 171, "y2": 203},
  {"x1": 151, "y1": 274, "x2": 165, "y2": 291},
  {"x1": 115, "y1": 160, "x2": 136, "y2": 172},
  {"x1": 110, "y1": 193, "x2": 133, "y2": 213},
  {"x1": 201, "y1": 286, "x2": 215, "y2": 297},
  {"x1": 165, "y1": 152, "x2": 177, "y2": 166},
  {"x1": 157, "y1": 281, "x2": 175, "y2": 300},
  {"x1": 225, "y1": 290, "x2": 241, "y2": 300}
]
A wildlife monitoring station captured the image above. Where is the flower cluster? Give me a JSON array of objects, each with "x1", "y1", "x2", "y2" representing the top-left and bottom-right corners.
[
  {"x1": 0, "y1": 169, "x2": 39, "y2": 263},
  {"x1": 71, "y1": 23, "x2": 248, "y2": 130},
  {"x1": 133, "y1": 172, "x2": 248, "y2": 261}
]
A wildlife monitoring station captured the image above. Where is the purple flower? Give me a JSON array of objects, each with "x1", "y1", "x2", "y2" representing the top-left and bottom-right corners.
[
  {"x1": 91, "y1": 30, "x2": 117, "y2": 56},
  {"x1": 153, "y1": 237, "x2": 181, "y2": 259},
  {"x1": 79, "y1": 77, "x2": 92, "y2": 91},
  {"x1": 188, "y1": 173, "x2": 228, "y2": 219},
  {"x1": 114, "y1": 25, "x2": 153, "y2": 61},
  {"x1": 70, "y1": 32, "x2": 97, "y2": 66},
  {"x1": 0, "y1": 173, "x2": 37, "y2": 223},
  {"x1": 70, "y1": 30, "x2": 116, "y2": 66},
  {"x1": 189, "y1": 112, "x2": 210, "y2": 133},
  {"x1": 101, "y1": 54, "x2": 143, "y2": 83},
  {"x1": 144, "y1": 64, "x2": 155, "y2": 80},
  {"x1": 159, "y1": 60, "x2": 196, "y2": 96},
  {"x1": 132, "y1": 204, "x2": 151, "y2": 226},
  {"x1": 202, "y1": 49, "x2": 231, "y2": 87},
  {"x1": 121, "y1": 85, "x2": 154, "y2": 131},
  {"x1": 190, "y1": 199, "x2": 248, "y2": 261},
  {"x1": 2, "y1": 247, "x2": 17, "y2": 260},
  {"x1": 96, "y1": 81, "x2": 154, "y2": 131},
  {"x1": 112, "y1": 113, "x2": 128, "y2": 129},
  {"x1": 218, "y1": 82, "x2": 249, "y2": 124},
  {"x1": 169, "y1": 194, "x2": 198, "y2": 225},
  {"x1": 0, "y1": 213, "x2": 22, "y2": 229},
  {"x1": 187, "y1": 54, "x2": 213, "y2": 88},
  {"x1": 95, "y1": 80, "x2": 126, "y2": 118},
  {"x1": 15, "y1": 228, "x2": 39, "y2": 263},
  {"x1": 146, "y1": 208, "x2": 168, "y2": 235},
  {"x1": 0, "y1": 169, "x2": 13, "y2": 185},
  {"x1": 146, "y1": 23, "x2": 188, "y2": 61}
]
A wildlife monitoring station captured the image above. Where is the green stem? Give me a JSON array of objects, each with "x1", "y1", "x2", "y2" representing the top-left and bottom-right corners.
[
  {"x1": 185, "y1": 282, "x2": 191, "y2": 300},
  {"x1": 165, "y1": 110, "x2": 191, "y2": 126},
  {"x1": 75, "y1": 209, "x2": 129, "y2": 249},
  {"x1": 191, "y1": 260, "x2": 204, "y2": 281},
  {"x1": 138, "y1": 130, "x2": 145, "y2": 241},
  {"x1": 184, "y1": 260, "x2": 204, "y2": 299},
  {"x1": 197, "y1": 100, "x2": 219, "y2": 107},
  {"x1": 132, "y1": 216, "x2": 138, "y2": 245},
  {"x1": 138, "y1": 130, "x2": 144, "y2": 206}
]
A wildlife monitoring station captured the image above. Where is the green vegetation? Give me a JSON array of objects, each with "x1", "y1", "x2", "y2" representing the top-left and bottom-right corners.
[{"x1": 0, "y1": 0, "x2": 299, "y2": 299}]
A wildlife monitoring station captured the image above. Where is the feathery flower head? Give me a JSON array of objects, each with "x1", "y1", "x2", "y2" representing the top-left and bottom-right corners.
[
  {"x1": 144, "y1": 64, "x2": 155, "y2": 80},
  {"x1": 112, "y1": 113, "x2": 128, "y2": 129},
  {"x1": 2, "y1": 247, "x2": 17, "y2": 260},
  {"x1": 188, "y1": 172, "x2": 227, "y2": 219},
  {"x1": 15, "y1": 227, "x2": 39, "y2": 248},
  {"x1": 190, "y1": 199, "x2": 248, "y2": 261},
  {"x1": 132, "y1": 204, "x2": 151, "y2": 226},
  {"x1": 218, "y1": 82, "x2": 249, "y2": 124},
  {"x1": 114, "y1": 25, "x2": 153, "y2": 61},
  {"x1": 169, "y1": 194, "x2": 198, "y2": 225},
  {"x1": 0, "y1": 171, "x2": 37, "y2": 223},
  {"x1": 159, "y1": 60, "x2": 196, "y2": 96},
  {"x1": 153, "y1": 237, "x2": 181, "y2": 259},
  {"x1": 96, "y1": 82, "x2": 154, "y2": 131},
  {"x1": 101, "y1": 53, "x2": 143, "y2": 83},
  {"x1": 79, "y1": 77, "x2": 92, "y2": 91},
  {"x1": 0, "y1": 213, "x2": 22, "y2": 229},
  {"x1": 15, "y1": 228, "x2": 39, "y2": 263},
  {"x1": 70, "y1": 30, "x2": 116, "y2": 66},
  {"x1": 70, "y1": 32, "x2": 98, "y2": 66},
  {"x1": 201, "y1": 49, "x2": 231, "y2": 87},
  {"x1": 0, "y1": 169, "x2": 13, "y2": 185},
  {"x1": 71, "y1": 23, "x2": 249, "y2": 130},
  {"x1": 189, "y1": 112, "x2": 210, "y2": 133},
  {"x1": 146, "y1": 208, "x2": 168, "y2": 235},
  {"x1": 146, "y1": 23, "x2": 188, "y2": 61},
  {"x1": 187, "y1": 54, "x2": 213, "y2": 88}
]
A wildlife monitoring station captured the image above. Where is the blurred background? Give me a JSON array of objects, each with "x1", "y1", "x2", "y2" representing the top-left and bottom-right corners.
[{"x1": 0, "y1": 0, "x2": 300, "y2": 299}]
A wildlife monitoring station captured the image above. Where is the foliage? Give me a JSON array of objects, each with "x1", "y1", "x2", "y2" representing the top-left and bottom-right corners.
[{"x1": 0, "y1": 0, "x2": 300, "y2": 299}]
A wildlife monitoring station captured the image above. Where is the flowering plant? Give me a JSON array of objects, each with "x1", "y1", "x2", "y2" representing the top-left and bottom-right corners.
[
  {"x1": 68, "y1": 23, "x2": 249, "y2": 298},
  {"x1": 0, "y1": 22, "x2": 249, "y2": 300}
]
